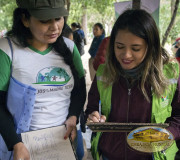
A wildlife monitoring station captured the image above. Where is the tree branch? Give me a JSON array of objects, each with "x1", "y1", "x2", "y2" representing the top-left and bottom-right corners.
[
  {"x1": 132, "y1": 0, "x2": 141, "y2": 9},
  {"x1": 162, "y1": 0, "x2": 179, "y2": 46}
]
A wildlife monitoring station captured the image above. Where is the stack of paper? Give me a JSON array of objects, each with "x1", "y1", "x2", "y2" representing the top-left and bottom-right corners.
[{"x1": 21, "y1": 125, "x2": 76, "y2": 160}]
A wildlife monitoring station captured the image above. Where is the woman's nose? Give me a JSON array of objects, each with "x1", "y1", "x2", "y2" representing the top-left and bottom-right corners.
[
  {"x1": 123, "y1": 48, "x2": 132, "y2": 58},
  {"x1": 49, "y1": 20, "x2": 58, "y2": 31}
]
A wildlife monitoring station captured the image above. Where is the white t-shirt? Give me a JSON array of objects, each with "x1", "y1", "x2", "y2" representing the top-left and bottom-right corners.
[{"x1": 0, "y1": 37, "x2": 84, "y2": 130}]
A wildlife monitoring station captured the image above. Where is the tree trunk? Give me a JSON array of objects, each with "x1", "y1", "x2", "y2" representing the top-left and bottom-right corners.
[
  {"x1": 81, "y1": 6, "x2": 88, "y2": 43},
  {"x1": 162, "y1": 0, "x2": 179, "y2": 46},
  {"x1": 66, "y1": 0, "x2": 70, "y2": 12},
  {"x1": 65, "y1": 0, "x2": 71, "y2": 22},
  {"x1": 132, "y1": 0, "x2": 141, "y2": 9},
  {"x1": 171, "y1": 0, "x2": 176, "y2": 14}
]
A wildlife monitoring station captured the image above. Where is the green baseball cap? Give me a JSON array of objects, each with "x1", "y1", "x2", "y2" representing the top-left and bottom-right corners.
[{"x1": 16, "y1": 0, "x2": 69, "y2": 20}]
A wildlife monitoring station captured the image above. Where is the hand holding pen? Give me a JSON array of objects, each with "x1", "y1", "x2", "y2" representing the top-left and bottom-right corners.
[{"x1": 87, "y1": 100, "x2": 106, "y2": 123}]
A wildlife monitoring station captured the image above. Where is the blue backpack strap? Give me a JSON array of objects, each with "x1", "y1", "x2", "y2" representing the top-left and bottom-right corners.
[
  {"x1": 6, "y1": 37, "x2": 13, "y2": 74},
  {"x1": 6, "y1": 37, "x2": 13, "y2": 59}
]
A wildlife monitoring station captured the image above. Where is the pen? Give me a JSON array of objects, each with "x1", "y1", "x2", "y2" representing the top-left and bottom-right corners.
[{"x1": 99, "y1": 100, "x2": 101, "y2": 122}]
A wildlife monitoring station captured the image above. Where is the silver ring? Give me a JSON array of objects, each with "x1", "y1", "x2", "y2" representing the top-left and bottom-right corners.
[{"x1": 18, "y1": 159, "x2": 23, "y2": 160}]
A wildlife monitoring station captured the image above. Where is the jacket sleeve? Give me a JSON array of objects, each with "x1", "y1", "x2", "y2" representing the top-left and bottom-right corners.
[
  {"x1": 0, "y1": 91, "x2": 22, "y2": 151},
  {"x1": 166, "y1": 75, "x2": 180, "y2": 140},
  {"x1": 85, "y1": 76, "x2": 100, "y2": 117}
]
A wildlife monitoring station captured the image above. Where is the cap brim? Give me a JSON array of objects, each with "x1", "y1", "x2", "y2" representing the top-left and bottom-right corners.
[{"x1": 28, "y1": 7, "x2": 69, "y2": 20}]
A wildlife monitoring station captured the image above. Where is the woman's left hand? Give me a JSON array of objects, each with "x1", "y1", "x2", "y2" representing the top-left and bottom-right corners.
[{"x1": 64, "y1": 116, "x2": 77, "y2": 141}]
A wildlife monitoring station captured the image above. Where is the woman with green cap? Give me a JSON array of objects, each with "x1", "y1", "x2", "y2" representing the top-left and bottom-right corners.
[{"x1": 0, "y1": 0, "x2": 86, "y2": 160}]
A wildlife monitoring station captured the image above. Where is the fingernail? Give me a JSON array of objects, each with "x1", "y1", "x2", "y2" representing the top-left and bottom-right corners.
[{"x1": 100, "y1": 119, "x2": 105, "y2": 122}]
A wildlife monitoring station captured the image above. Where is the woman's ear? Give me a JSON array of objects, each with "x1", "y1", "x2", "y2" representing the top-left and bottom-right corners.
[{"x1": 21, "y1": 14, "x2": 29, "y2": 28}]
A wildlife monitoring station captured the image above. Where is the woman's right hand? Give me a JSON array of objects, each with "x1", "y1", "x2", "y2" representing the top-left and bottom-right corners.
[
  {"x1": 87, "y1": 111, "x2": 106, "y2": 122},
  {"x1": 13, "y1": 142, "x2": 30, "y2": 160}
]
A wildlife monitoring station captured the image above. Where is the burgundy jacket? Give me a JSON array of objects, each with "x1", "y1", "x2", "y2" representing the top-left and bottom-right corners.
[
  {"x1": 177, "y1": 57, "x2": 180, "y2": 63},
  {"x1": 93, "y1": 37, "x2": 110, "y2": 71},
  {"x1": 85, "y1": 75, "x2": 180, "y2": 160}
]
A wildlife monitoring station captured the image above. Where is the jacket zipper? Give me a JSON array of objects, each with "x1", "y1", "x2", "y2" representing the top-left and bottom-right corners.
[
  {"x1": 125, "y1": 88, "x2": 131, "y2": 160},
  {"x1": 127, "y1": 88, "x2": 131, "y2": 123}
]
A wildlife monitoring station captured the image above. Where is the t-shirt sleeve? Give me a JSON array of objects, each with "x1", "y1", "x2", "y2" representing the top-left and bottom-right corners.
[
  {"x1": 72, "y1": 45, "x2": 85, "y2": 78},
  {"x1": 0, "y1": 49, "x2": 11, "y2": 91}
]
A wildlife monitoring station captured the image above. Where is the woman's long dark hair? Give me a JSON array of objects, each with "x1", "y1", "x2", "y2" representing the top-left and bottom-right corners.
[
  {"x1": 7, "y1": 8, "x2": 32, "y2": 47},
  {"x1": 53, "y1": 36, "x2": 80, "y2": 87},
  {"x1": 7, "y1": 8, "x2": 79, "y2": 86},
  {"x1": 103, "y1": 9, "x2": 172, "y2": 101}
]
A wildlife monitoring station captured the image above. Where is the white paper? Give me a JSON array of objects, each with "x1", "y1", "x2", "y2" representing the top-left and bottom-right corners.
[{"x1": 21, "y1": 125, "x2": 76, "y2": 160}]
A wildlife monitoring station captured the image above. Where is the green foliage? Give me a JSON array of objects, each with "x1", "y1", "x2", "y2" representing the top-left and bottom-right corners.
[
  {"x1": 170, "y1": 8, "x2": 180, "y2": 41},
  {"x1": 0, "y1": 0, "x2": 16, "y2": 31},
  {"x1": 0, "y1": 0, "x2": 179, "y2": 45},
  {"x1": 68, "y1": 0, "x2": 84, "y2": 23},
  {"x1": 169, "y1": 20, "x2": 180, "y2": 40},
  {"x1": 67, "y1": 0, "x2": 118, "y2": 36},
  {"x1": 160, "y1": 0, "x2": 180, "y2": 43}
]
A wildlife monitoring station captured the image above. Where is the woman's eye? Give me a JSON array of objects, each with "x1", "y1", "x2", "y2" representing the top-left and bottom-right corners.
[
  {"x1": 117, "y1": 46, "x2": 124, "y2": 49},
  {"x1": 55, "y1": 17, "x2": 61, "y2": 21},
  {"x1": 39, "y1": 17, "x2": 62, "y2": 24},
  {"x1": 132, "y1": 48, "x2": 140, "y2": 52},
  {"x1": 40, "y1": 20, "x2": 50, "y2": 23}
]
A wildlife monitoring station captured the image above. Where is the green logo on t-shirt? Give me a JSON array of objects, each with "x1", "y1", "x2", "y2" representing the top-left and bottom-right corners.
[{"x1": 34, "y1": 67, "x2": 71, "y2": 86}]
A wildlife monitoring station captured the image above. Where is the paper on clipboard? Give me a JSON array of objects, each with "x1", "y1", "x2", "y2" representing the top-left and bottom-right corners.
[{"x1": 21, "y1": 125, "x2": 76, "y2": 160}]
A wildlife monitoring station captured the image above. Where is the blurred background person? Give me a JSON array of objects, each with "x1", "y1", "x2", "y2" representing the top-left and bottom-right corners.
[
  {"x1": 172, "y1": 37, "x2": 180, "y2": 63},
  {"x1": 88, "y1": 23, "x2": 105, "y2": 81},
  {"x1": 62, "y1": 24, "x2": 73, "y2": 41},
  {"x1": 71, "y1": 22, "x2": 86, "y2": 56}
]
